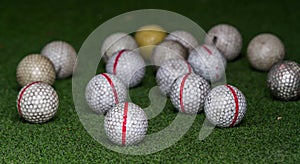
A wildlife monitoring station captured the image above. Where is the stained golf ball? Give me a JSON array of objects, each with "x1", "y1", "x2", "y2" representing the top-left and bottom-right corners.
[
  {"x1": 247, "y1": 33, "x2": 285, "y2": 71},
  {"x1": 85, "y1": 73, "x2": 127, "y2": 114},
  {"x1": 41, "y1": 40, "x2": 77, "y2": 79},
  {"x1": 204, "y1": 85, "x2": 247, "y2": 128},
  {"x1": 165, "y1": 30, "x2": 198, "y2": 53},
  {"x1": 267, "y1": 61, "x2": 300, "y2": 100},
  {"x1": 17, "y1": 82, "x2": 59, "y2": 123},
  {"x1": 170, "y1": 73, "x2": 210, "y2": 114},
  {"x1": 16, "y1": 54, "x2": 56, "y2": 87},
  {"x1": 106, "y1": 49, "x2": 146, "y2": 88},
  {"x1": 104, "y1": 102, "x2": 148, "y2": 146},
  {"x1": 205, "y1": 24, "x2": 242, "y2": 61}
]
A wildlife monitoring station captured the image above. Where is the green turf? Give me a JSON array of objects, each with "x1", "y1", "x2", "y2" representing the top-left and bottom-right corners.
[{"x1": 1, "y1": 0, "x2": 300, "y2": 162}]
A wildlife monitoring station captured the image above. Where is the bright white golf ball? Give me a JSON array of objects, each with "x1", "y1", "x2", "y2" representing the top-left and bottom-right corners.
[
  {"x1": 17, "y1": 82, "x2": 59, "y2": 123},
  {"x1": 106, "y1": 49, "x2": 146, "y2": 88},
  {"x1": 104, "y1": 102, "x2": 148, "y2": 146},
  {"x1": 165, "y1": 30, "x2": 198, "y2": 53},
  {"x1": 170, "y1": 73, "x2": 210, "y2": 114},
  {"x1": 85, "y1": 73, "x2": 127, "y2": 114},
  {"x1": 204, "y1": 85, "x2": 247, "y2": 127}
]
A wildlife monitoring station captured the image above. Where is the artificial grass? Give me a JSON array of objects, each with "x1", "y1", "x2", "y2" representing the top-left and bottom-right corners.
[{"x1": 1, "y1": 0, "x2": 300, "y2": 162}]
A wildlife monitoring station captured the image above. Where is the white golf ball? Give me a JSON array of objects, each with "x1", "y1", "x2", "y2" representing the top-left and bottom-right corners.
[
  {"x1": 165, "y1": 30, "x2": 198, "y2": 53},
  {"x1": 101, "y1": 33, "x2": 138, "y2": 62},
  {"x1": 156, "y1": 59, "x2": 193, "y2": 96},
  {"x1": 106, "y1": 49, "x2": 146, "y2": 88},
  {"x1": 104, "y1": 102, "x2": 148, "y2": 146},
  {"x1": 85, "y1": 73, "x2": 127, "y2": 114},
  {"x1": 188, "y1": 44, "x2": 227, "y2": 83},
  {"x1": 170, "y1": 73, "x2": 210, "y2": 114},
  {"x1": 204, "y1": 85, "x2": 247, "y2": 127},
  {"x1": 17, "y1": 82, "x2": 59, "y2": 123},
  {"x1": 41, "y1": 41, "x2": 77, "y2": 79}
]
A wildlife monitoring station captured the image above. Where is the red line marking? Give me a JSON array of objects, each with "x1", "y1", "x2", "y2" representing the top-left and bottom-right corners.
[
  {"x1": 113, "y1": 49, "x2": 127, "y2": 74},
  {"x1": 101, "y1": 73, "x2": 119, "y2": 104},
  {"x1": 179, "y1": 74, "x2": 190, "y2": 113},
  {"x1": 201, "y1": 45, "x2": 212, "y2": 55},
  {"x1": 122, "y1": 102, "x2": 129, "y2": 146},
  {"x1": 226, "y1": 85, "x2": 239, "y2": 127},
  {"x1": 17, "y1": 81, "x2": 40, "y2": 116},
  {"x1": 184, "y1": 60, "x2": 192, "y2": 73}
]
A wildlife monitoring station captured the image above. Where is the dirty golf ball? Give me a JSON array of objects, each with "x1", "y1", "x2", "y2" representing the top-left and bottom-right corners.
[
  {"x1": 267, "y1": 61, "x2": 300, "y2": 100},
  {"x1": 16, "y1": 54, "x2": 56, "y2": 87},
  {"x1": 104, "y1": 102, "x2": 148, "y2": 146},
  {"x1": 188, "y1": 44, "x2": 227, "y2": 83},
  {"x1": 170, "y1": 73, "x2": 210, "y2": 114},
  {"x1": 41, "y1": 40, "x2": 77, "y2": 79},
  {"x1": 156, "y1": 59, "x2": 193, "y2": 96},
  {"x1": 165, "y1": 30, "x2": 198, "y2": 53},
  {"x1": 17, "y1": 82, "x2": 59, "y2": 123},
  {"x1": 106, "y1": 49, "x2": 146, "y2": 88},
  {"x1": 205, "y1": 24, "x2": 242, "y2": 61},
  {"x1": 204, "y1": 85, "x2": 247, "y2": 127},
  {"x1": 247, "y1": 33, "x2": 285, "y2": 71},
  {"x1": 101, "y1": 32, "x2": 138, "y2": 62},
  {"x1": 85, "y1": 73, "x2": 127, "y2": 114}
]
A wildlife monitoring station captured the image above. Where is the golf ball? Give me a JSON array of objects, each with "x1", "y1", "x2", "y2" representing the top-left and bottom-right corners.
[
  {"x1": 41, "y1": 41, "x2": 77, "y2": 79},
  {"x1": 267, "y1": 61, "x2": 300, "y2": 101},
  {"x1": 106, "y1": 49, "x2": 146, "y2": 88},
  {"x1": 170, "y1": 73, "x2": 210, "y2": 114},
  {"x1": 165, "y1": 30, "x2": 198, "y2": 53},
  {"x1": 247, "y1": 33, "x2": 285, "y2": 71},
  {"x1": 156, "y1": 58, "x2": 193, "y2": 96},
  {"x1": 104, "y1": 102, "x2": 148, "y2": 146},
  {"x1": 188, "y1": 44, "x2": 227, "y2": 83},
  {"x1": 16, "y1": 54, "x2": 56, "y2": 87},
  {"x1": 85, "y1": 73, "x2": 127, "y2": 114},
  {"x1": 205, "y1": 24, "x2": 242, "y2": 61},
  {"x1": 17, "y1": 82, "x2": 59, "y2": 123},
  {"x1": 204, "y1": 85, "x2": 247, "y2": 127}
]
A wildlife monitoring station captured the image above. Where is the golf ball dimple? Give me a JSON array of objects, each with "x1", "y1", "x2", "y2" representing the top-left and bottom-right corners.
[
  {"x1": 16, "y1": 54, "x2": 56, "y2": 87},
  {"x1": 85, "y1": 73, "x2": 127, "y2": 114},
  {"x1": 17, "y1": 82, "x2": 59, "y2": 123},
  {"x1": 41, "y1": 41, "x2": 77, "y2": 79},
  {"x1": 188, "y1": 44, "x2": 227, "y2": 83},
  {"x1": 170, "y1": 73, "x2": 210, "y2": 114},
  {"x1": 204, "y1": 85, "x2": 247, "y2": 127},
  {"x1": 205, "y1": 24, "x2": 242, "y2": 61},
  {"x1": 104, "y1": 102, "x2": 148, "y2": 146},
  {"x1": 106, "y1": 49, "x2": 146, "y2": 88},
  {"x1": 267, "y1": 61, "x2": 300, "y2": 101},
  {"x1": 165, "y1": 30, "x2": 198, "y2": 53},
  {"x1": 247, "y1": 33, "x2": 285, "y2": 71},
  {"x1": 156, "y1": 59, "x2": 193, "y2": 96}
]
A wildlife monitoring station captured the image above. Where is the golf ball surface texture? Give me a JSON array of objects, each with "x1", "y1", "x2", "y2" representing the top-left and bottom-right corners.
[
  {"x1": 17, "y1": 82, "x2": 59, "y2": 123},
  {"x1": 165, "y1": 30, "x2": 198, "y2": 53},
  {"x1": 204, "y1": 85, "x2": 247, "y2": 127},
  {"x1": 104, "y1": 102, "x2": 148, "y2": 146}
]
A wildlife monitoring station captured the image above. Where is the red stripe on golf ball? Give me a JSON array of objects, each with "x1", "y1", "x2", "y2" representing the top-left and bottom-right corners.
[
  {"x1": 113, "y1": 49, "x2": 127, "y2": 74},
  {"x1": 184, "y1": 60, "x2": 192, "y2": 73},
  {"x1": 101, "y1": 73, "x2": 119, "y2": 104},
  {"x1": 201, "y1": 45, "x2": 212, "y2": 55},
  {"x1": 179, "y1": 74, "x2": 190, "y2": 113},
  {"x1": 226, "y1": 85, "x2": 239, "y2": 127},
  {"x1": 17, "y1": 81, "x2": 40, "y2": 116},
  {"x1": 122, "y1": 102, "x2": 129, "y2": 146}
]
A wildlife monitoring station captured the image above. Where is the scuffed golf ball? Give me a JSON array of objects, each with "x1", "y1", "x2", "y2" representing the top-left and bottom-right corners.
[
  {"x1": 85, "y1": 73, "x2": 127, "y2": 114},
  {"x1": 104, "y1": 102, "x2": 148, "y2": 146},
  {"x1": 188, "y1": 45, "x2": 226, "y2": 83},
  {"x1": 41, "y1": 41, "x2": 77, "y2": 79},
  {"x1": 165, "y1": 30, "x2": 198, "y2": 53},
  {"x1": 16, "y1": 54, "x2": 56, "y2": 87},
  {"x1": 170, "y1": 73, "x2": 210, "y2": 114},
  {"x1": 156, "y1": 59, "x2": 193, "y2": 96},
  {"x1": 204, "y1": 85, "x2": 247, "y2": 127},
  {"x1": 101, "y1": 33, "x2": 138, "y2": 62},
  {"x1": 17, "y1": 82, "x2": 59, "y2": 123},
  {"x1": 205, "y1": 24, "x2": 242, "y2": 61},
  {"x1": 247, "y1": 33, "x2": 285, "y2": 71},
  {"x1": 267, "y1": 61, "x2": 300, "y2": 100},
  {"x1": 106, "y1": 49, "x2": 146, "y2": 88}
]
